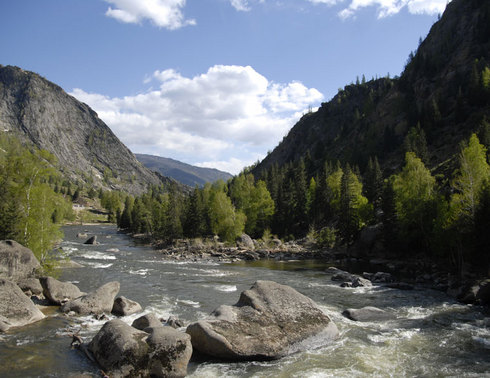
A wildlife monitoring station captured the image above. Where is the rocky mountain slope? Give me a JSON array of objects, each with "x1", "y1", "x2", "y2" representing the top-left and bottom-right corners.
[
  {"x1": 253, "y1": 0, "x2": 490, "y2": 178},
  {"x1": 0, "y1": 65, "x2": 164, "y2": 194},
  {"x1": 136, "y1": 154, "x2": 232, "y2": 187}
]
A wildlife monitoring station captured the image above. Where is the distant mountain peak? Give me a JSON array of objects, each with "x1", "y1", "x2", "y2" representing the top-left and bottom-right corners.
[{"x1": 135, "y1": 154, "x2": 232, "y2": 187}]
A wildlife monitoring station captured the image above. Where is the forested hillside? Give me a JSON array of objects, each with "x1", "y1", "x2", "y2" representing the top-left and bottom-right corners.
[{"x1": 118, "y1": 0, "x2": 490, "y2": 275}]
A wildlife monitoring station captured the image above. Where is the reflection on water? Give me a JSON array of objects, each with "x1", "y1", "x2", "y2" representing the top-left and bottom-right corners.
[{"x1": 0, "y1": 224, "x2": 489, "y2": 377}]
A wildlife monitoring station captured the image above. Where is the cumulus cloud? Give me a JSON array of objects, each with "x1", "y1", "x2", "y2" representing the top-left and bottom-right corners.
[
  {"x1": 103, "y1": 0, "x2": 195, "y2": 29},
  {"x1": 307, "y1": 0, "x2": 448, "y2": 19},
  {"x1": 70, "y1": 65, "x2": 322, "y2": 174}
]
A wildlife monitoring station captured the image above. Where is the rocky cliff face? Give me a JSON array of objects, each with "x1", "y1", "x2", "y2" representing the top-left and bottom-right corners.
[
  {"x1": 0, "y1": 65, "x2": 163, "y2": 194},
  {"x1": 253, "y1": 0, "x2": 490, "y2": 178}
]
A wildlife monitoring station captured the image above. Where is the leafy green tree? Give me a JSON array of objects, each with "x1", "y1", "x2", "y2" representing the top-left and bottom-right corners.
[
  {"x1": 208, "y1": 185, "x2": 245, "y2": 242},
  {"x1": 325, "y1": 164, "x2": 343, "y2": 215},
  {"x1": 393, "y1": 152, "x2": 437, "y2": 252},
  {"x1": 449, "y1": 134, "x2": 490, "y2": 231}
]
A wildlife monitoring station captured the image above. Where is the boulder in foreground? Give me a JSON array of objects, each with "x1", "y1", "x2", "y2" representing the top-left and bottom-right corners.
[
  {"x1": 186, "y1": 280, "x2": 338, "y2": 361},
  {"x1": 88, "y1": 319, "x2": 192, "y2": 378},
  {"x1": 0, "y1": 279, "x2": 45, "y2": 332},
  {"x1": 0, "y1": 240, "x2": 40, "y2": 281},
  {"x1": 61, "y1": 281, "x2": 119, "y2": 315}
]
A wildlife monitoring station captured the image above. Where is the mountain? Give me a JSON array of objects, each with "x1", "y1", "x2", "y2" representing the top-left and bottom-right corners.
[
  {"x1": 0, "y1": 65, "x2": 165, "y2": 194},
  {"x1": 136, "y1": 154, "x2": 233, "y2": 187},
  {"x1": 252, "y1": 0, "x2": 490, "y2": 179}
]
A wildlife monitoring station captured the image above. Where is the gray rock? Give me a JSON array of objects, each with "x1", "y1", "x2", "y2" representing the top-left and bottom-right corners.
[
  {"x1": 330, "y1": 268, "x2": 355, "y2": 282},
  {"x1": 132, "y1": 313, "x2": 163, "y2": 330},
  {"x1": 237, "y1": 234, "x2": 254, "y2": 250},
  {"x1": 0, "y1": 279, "x2": 45, "y2": 332},
  {"x1": 40, "y1": 277, "x2": 84, "y2": 305},
  {"x1": 0, "y1": 240, "x2": 40, "y2": 281},
  {"x1": 186, "y1": 280, "x2": 339, "y2": 360},
  {"x1": 352, "y1": 276, "x2": 373, "y2": 288},
  {"x1": 88, "y1": 319, "x2": 149, "y2": 377},
  {"x1": 146, "y1": 326, "x2": 193, "y2": 378},
  {"x1": 16, "y1": 277, "x2": 43, "y2": 296},
  {"x1": 61, "y1": 281, "x2": 120, "y2": 315},
  {"x1": 165, "y1": 315, "x2": 184, "y2": 329},
  {"x1": 342, "y1": 306, "x2": 395, "y2": 322},
  {"x1": 88, "y1": 319, "x2": 192, "y2": 378},
  {"x1": 77, "y1": 233, "x2": 88, "y2": 238},
  {"x1": 83, "y1": 236, "x2": 97, "y2": 245},
  {"x1": 112, "y1": 296, "x2": 142, "y2": 316}
]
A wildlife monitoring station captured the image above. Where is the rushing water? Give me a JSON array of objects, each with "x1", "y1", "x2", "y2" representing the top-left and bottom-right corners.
[{"x1": 0, "y1": 224, "x2": 489, "y2": 377}]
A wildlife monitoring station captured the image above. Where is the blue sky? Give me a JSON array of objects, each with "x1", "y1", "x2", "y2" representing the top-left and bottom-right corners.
[{"x1": 0, "y1": 0, "x2": 446, "y2": 174}]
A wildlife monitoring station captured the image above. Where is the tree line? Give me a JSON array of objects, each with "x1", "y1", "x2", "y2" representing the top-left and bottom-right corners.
[{"x1": 107, "y1": 126, "x2": 489, "y2": 272}]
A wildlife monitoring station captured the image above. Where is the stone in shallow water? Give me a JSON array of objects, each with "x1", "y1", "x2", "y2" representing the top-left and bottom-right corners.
[
  {"x1": 61, "y1": 281, "x2": 120, "y2": 315},
  {"x1": 186, "y1": 280, "x2": 339, "y2": 361},
  {"x1": 88, "y1": 319, "x2": 192, "y2": 378},
  {"x1": 342, "y1": 306, "x2": 395, "y2": 322}
]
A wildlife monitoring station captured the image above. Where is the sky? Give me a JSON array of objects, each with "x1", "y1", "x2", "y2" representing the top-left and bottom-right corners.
[{"x1": 0, "y1": 0, "x2": 447, "y2": 174}]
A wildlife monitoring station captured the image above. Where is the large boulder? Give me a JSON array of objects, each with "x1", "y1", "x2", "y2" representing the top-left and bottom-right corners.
[
  {"x1": 112, "y1": 296, "x2": 142, "y2": 316},
  {"x1": 88, "y1": 319, "x2": 149, "y2": 377},
  {"x1": 0, "y1": 240, "x2": 40, "y2": 281},
  {"x1": 0, "y1": 279, "x2": 45, "y2": 332},
  {"x1": 342, "y1": 306, "x2": 395, "y2": 322},
  {"x1": 40, "y1": 277, "x2": 84, "y2": 305},
  {"x1": 88, "y1": 319, "x2": 192, "y2": 378},
  {"x1": 237, "y1": 234, "x2": 254, "y2": 250},
  {"x1": 146, "y1": 326, "x2": 193, "y2": 377},
  {"x1": 61, "y1": 281, "x2": 120, "y2": 315},
  {"x1": 186, "y1": 280, "x2": 338, "y2": 361}
]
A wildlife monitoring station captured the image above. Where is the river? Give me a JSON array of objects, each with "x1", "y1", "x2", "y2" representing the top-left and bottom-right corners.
[{"x1": 0, "y1": 224, "x2": 489, "y2": 377}]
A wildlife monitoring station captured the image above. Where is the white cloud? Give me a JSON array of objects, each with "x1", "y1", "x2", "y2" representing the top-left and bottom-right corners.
[
  {"x1": 103, "y1": 0, "x2": 195, "y2": 29},
  {"x1": 230, "y1": 0, "x2": 251, "y2": 12},
  {"x1": 307, "y1": 0, "x2": 448, "y2": 19},
  {"x1": 70, "y1": 65, "x2": 323, "y2": 175}
]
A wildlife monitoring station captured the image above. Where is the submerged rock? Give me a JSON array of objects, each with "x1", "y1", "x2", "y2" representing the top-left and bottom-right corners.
[
  {"x1": 40, "y1": 276, "x2": 84, "y2": 305},
  {"x1": 0, "y1": 240, "x2": 40, "y2": 281},
  {"x1": 111, "y1": 296, "x2": 142, "y2": 316},
  {"x1": 186, "y1": 280, "x2": 338, "y2": 361},
  {"x1": 61, "y1": 281, "x2": 120, "y2": 315},
  {"x1": 0, "y1": 279, "x2": 45, "y2": 332},
  {"x1": 88, "y1": 319, "x2": 192, "y2": 378},
  {"x1": 342, "y1": 306, "x2": 395, "y2": 322}
]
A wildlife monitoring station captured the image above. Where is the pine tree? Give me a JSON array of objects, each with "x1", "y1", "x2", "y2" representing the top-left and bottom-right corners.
[{"x1": 364, "y1": 156, "x2": 383, "y2": 213}]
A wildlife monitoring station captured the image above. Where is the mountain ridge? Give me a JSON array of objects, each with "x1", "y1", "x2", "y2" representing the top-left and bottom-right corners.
[
  {"x1": 252, "y1": 0, "x2": 490, "y2": 179},
  {"x1": 0, "y1": 65, "x2": 167, "y2": 194},
  {"x1": 135, "y1": 153, "x2": 232, "y2": 187}
]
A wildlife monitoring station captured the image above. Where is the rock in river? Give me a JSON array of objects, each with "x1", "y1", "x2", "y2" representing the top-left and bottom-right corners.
[
  {"x1": 40, "y1": 276, "x2": 84, "y2": 305},
  {"x1": 61, "y1": 281, "x2": 120, "y2": 315},
  {"x1": 186, "y1": 280, "x2": 339, "y2": 361},
  {"x1": 88, "y1": 319, "x2": 192, "y2": 378},
  {"x1": 0, "y1": 279, "x2": 45, "y2": 332},
  {"x1": 111, "y1": 296, "x2": 142, "y2": 316},
  {"x1": 342, "y1": 306, "x2": 396, "y2": 322}
]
